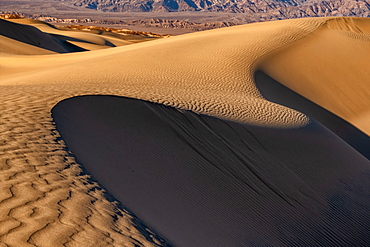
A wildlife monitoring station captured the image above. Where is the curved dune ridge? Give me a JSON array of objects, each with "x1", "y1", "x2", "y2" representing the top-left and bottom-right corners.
[{"x1": 0, "y1": 16, "x2": 370, "y2": 246}]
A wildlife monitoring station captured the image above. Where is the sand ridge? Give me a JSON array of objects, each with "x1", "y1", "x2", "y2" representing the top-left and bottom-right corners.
[
  {"x1": 258, "y1": 17, "x2": 370, "y2": 135},
  {"x1": 1, "y1": 16, "x2": 369, "y2": 246},
  {"x1": 1, "y1": 17, "x2": 331, "y2": 128}
]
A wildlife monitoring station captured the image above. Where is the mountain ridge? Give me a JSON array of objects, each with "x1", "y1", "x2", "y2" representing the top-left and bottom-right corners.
[{"x1": 55, "y1": 0, "x2": 370, "y2": 19}]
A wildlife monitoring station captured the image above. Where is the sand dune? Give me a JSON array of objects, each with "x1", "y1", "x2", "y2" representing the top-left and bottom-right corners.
[
  {"x1": 0, "y1": 19, "x2": 72, "y2": 54},
  {"x1": 258, "y1": 17, "x2": 370, "y2": 135},
  {"x1": 1, "y1": 17, "x2": 369, "y2": 246},
  {"x1": 52, "y1": 95, "x2": 370, "y2": 246},
  {"x1": 0, "y1": 18, "x2": 159, "y2": 54},
  {"x1": 254, "y1": 71, "x2": 370, "y2": 159}
]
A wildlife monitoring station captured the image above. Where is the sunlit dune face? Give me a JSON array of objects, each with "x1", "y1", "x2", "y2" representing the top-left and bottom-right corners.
[
  {"x1": 258, "y1": 17, "x2": 370, "y2": 135},
  {"x1": 1, "y1": 17, "x2": 325, "y2": 128}
]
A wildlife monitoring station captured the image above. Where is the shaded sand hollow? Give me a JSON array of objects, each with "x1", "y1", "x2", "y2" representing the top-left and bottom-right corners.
[{"x1": 1, "y1": 17, "x2": 370, "y2": 246}]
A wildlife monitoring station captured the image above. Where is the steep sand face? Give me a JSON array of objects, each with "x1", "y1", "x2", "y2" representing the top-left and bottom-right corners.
[
  {"x1": 254, "y1": 71, "x2": 370, "y2": 159},
  {"x1": 1, "y1": 17, "x2": 369, "y2": 246},
  {"x1": 0, "y1": 34, "x2": 57, "y2": 55},
  {"x1": 0, "y1": 19, "x2": 70, "y2": 54},
  {"x1": 259, "y1": 17, "x2": 370, "y2": 135},
  {"x1": 52, "y1": 95, "x2": 370, "y2": 246}
]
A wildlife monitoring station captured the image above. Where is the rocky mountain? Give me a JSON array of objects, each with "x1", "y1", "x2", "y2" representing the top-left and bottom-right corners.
[
  {"x1": 0, "y1": 12, "x2": 238, "y2": 33},
  {"x1": 55, "y1": 0, "x2": 370, "y2": 18}
]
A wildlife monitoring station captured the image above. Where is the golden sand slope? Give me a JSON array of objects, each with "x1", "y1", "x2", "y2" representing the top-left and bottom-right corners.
[
  {"x1": 1, "y1": 17, "x2": 327, "y2": 127},
  {"x1": 0, "y1": 17, "x2": 369, "y2": 246},
  {"x1": 259, "y1": 17, "x2": 370, "y2": 135}
]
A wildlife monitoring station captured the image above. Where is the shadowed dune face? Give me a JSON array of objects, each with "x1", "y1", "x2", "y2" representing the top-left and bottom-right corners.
[
  {"x1": 0, "y1": 19, "x2": 73, "y2": 54},
  {"x1": 254, "y1": 71, "x2": 370, "y2": 159},
  {"x1": 52, "y1": 95, "x2": 370, "y2": 246}
]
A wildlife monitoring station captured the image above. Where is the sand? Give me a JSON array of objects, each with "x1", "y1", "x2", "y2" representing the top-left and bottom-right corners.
[
  {"x1": 52, "y1": 95, "x2": 370, "y2": 246},
  {"x1": 0, "y1": 18, "x2": 157, "y2": 55},
  {"x1": 258, "y1": 17, "x2": 370, "y2": 136},
  {"x1": 0, "y1": 17, "x2": 369, "y2": 246}
]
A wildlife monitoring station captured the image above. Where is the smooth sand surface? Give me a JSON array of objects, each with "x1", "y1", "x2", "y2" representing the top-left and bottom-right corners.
[
  {"x1": 254, "y1": 71, "x2": 370, "y2": 159},
  {"x1": 258, "y1": 17, "x2": 370, "y2": 135},
  {"x1": 1, "y1": 17, "x2": 369, "y2": 246},
  {"x1": 52, "y1": 95, "x2": 370, "y2": 246}
]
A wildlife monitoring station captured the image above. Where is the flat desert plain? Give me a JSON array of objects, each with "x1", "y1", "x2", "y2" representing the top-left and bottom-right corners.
[{"x1": 0, "y1": 17, "x2": 369, "y2": 246}]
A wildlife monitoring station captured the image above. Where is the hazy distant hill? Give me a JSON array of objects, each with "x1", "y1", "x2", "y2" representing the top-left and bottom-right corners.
[{"x1": 56, "y1": 0, "x2": 370, "y2": 18}]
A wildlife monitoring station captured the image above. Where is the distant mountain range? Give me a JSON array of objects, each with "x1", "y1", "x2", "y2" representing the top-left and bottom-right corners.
[{"x1": 56, "y1": 0, "x2": 370, "y2": 18}]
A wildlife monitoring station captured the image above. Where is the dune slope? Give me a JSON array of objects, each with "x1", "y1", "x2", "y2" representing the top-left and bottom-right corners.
[
  {"x1": 52, "y1": 95, "x2": 370, "y2": 246},
  {"x1": 254, "y1": 71, "x2": 370, "y2": 159},
  {"x1": 0, "y1": 18, "x2": 159, "y2": 55},
  {"x1": 0, "y1": 17, "x2": 369, "y2": 246},
  {"x1": 258, "y1": 17, "x2": 370, "y2": 135},
  {"x1": 0, "y1": 19, "x2": 73, "y2": 54}
]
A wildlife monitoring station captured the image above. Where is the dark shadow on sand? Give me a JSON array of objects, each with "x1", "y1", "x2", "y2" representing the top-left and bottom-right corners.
[
  {"x1": 52, "y1": 95, "x2": 370, "y2": 246},
  {"x1": 0, "y1": 19, "x2": 88, "y2": 53},
  {"x1": 254, "y1": 71, "x2": 370, "y2": 160},
  {"x1": 51, "y1": 125, "x2": 173, "y2": 247}
]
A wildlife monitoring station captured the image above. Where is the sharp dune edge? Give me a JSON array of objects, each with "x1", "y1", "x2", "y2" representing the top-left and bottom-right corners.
[{"x1": 0, "y1": 17, "x2": 369, "y2": 246}]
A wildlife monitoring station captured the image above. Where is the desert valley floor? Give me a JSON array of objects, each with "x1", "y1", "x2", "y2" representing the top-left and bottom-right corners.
[{"x1": 0, "y1": 16, "x2": 370, "y2": 246}]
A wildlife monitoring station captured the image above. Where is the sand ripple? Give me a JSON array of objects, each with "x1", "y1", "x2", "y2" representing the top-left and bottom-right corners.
[{"x1": 0, "y1": 86, "x2": 169, "y2": 246}]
